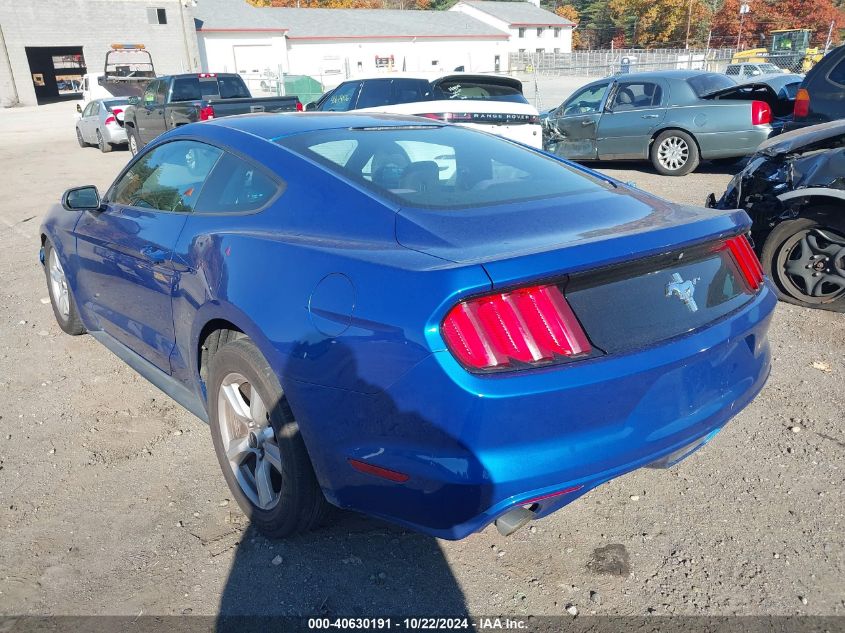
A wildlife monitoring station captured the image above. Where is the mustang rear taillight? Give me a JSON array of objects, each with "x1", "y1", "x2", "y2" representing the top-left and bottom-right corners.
[
  {"x1": 442, "y1": 284, "x2": 591, "y2": 372},
  {"x1": 751, "y1": 100, "x2": 772, "y2": 126},
  {"x1": 725, "y1": 235, "x2": 764, "y2": 291}
]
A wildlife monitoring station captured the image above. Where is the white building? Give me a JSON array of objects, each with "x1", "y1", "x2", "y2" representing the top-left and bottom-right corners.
[
  {"x1": 450, "y1": 0, "x2": 575, "y2": 56},
  {"x1": 194, "y1": 0, "x2": 512, "y2": 89}
]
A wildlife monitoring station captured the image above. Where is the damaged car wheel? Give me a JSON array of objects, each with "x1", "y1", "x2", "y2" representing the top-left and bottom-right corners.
[{"x1": 760, "y1": 215, "x2": 845, "y2": 310}]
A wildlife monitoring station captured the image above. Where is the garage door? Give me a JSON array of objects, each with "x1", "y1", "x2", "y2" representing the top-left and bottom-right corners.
[{"x1": 233, "y1": 45, "x2": 274, "y2": 76}]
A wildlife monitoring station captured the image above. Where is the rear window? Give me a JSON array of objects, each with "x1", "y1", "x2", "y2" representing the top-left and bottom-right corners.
[
  {"x1": 432, "y1": 79, "x2": 528, "y2": 104},
  {"x1": 356, "y1": 79, "x2": 431, "y2": 109},
  {"x1": 828, "y1": 57, "x2": 845, "y2": 86},
  {"x1": 687, "y1": 73, "x2": 736, "y2": 97},
  {"x1": 104, "y1": 98, "x2": 130, "y2": 110},
  {"x1": 277, "y1": 124, "x2": 606, "y2": 210},
  {"x1": 171, "y1": 75, "x2": 250, "y2": 101}
]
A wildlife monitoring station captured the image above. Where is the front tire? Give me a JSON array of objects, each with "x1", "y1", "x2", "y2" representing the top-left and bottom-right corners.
[
  {"x1": 651, "y1": 130, "x2": 700, "y2": 176},
  {"x1": 760, "y1": 215, "x2": 845, "y2": 311},
  {"x1": 43, "y1": 240, "x2": 86, "y2": 335},
  {"x1": 208, "y1": 338, "x2": 330, "y2": 538},
  {"x1": 76, "y1": 127, "x2": 87, "y2": 148}
]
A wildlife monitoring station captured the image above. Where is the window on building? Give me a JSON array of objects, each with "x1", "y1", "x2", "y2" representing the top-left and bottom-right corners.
[
  {"x1": 519, "y1": 48, "x2": 526, "y2": 54},
  {"x1": 147, "y1": 7, "x2": 167, "y2": 24},
  {"x1": 536, "y1": 48, "x2": 545, "y2": 53},
  {"x1": 537, "y1": 27, "x2": 544, "y2": 37},
  {"x1": 554, "y1": 28, "x2": 561, "y2": 38},
  {"x1": 554, "y1": 48, "x2": 560, "y2": 53},
  {"x1": 518, "y1": 28, "x2": 525, "y2": 38}
]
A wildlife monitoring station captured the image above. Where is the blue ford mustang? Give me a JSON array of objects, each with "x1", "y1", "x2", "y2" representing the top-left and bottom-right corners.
[{"x1": 40, "y1": 113, "x2": 776, "y2": 539}]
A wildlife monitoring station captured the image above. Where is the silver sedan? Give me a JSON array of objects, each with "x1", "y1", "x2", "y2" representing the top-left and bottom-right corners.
[{"x1": 76, "y1": 98, "x2": 130, "y2": 153}]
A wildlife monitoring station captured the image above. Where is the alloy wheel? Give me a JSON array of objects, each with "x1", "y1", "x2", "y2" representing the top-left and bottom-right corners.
[
  {"x1": 129, "y1": 133, "x2": 138, "y2": 156},
  {"x1": 216, "y1": 372, "x2": 283, "y2": 510},
  {"x1": 657, "y1": 136, "x2": 689, "y2": 172},
  {"x1": 49, "y1": 248, "x2": 70, "y2": 319},
  {"x1": 777, "y1": 227, "x2": 845, "y2": 304}
]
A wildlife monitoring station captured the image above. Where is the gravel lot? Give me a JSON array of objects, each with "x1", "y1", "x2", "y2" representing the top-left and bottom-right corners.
[{"x1": 0, "y1": 103, "x2": 843, "y2": 619}]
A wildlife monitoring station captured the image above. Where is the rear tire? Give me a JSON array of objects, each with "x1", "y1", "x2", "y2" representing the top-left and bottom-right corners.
[
  {"x1": 651, "y1": 130, "x2": 700, "y2": 176},
  {"x1": 97, "y1": 130, "x2": 113, "y2": 153},
  {"x1": 43, "y1": 240, "x2": 86, "y2": 336},
  {"x1": 208, "y1": 338, "x2": 331, "y2": 538},
  {"x1": 127, "y1": 127, "x2": 140, "y2": 156},
  {"x1": 760, "y1": 213, "x2": 845, "y2": 311}
]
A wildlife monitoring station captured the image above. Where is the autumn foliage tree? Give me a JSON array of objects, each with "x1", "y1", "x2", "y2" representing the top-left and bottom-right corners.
[{"x1": 712, "y1": 0, "x2": 845, "y2": 48}]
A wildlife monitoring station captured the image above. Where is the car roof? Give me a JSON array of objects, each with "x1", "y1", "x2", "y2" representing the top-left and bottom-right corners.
[
  {"x1": 203, "y1": 111, "x2": 444, "y2": 140},
  {"x1": 343, "y1": 71, "x2": 518, "y2": 83},
  {"x1": 585, "y1": 69, "x2": 716, "y2": 83}
]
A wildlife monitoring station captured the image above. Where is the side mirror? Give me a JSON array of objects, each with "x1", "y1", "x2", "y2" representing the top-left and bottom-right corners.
[
  {"x1": 76, "y1": 103, "x2": 82, "y2": 114},
  {"x1": 305, "y1": 101, "x2": 317, "y2": 111},
  {"x1": 62, "y1": 186, "x2": 101, "y2": 211}
]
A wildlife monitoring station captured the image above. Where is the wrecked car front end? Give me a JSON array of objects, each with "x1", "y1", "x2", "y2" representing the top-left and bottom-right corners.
[{"x1": 707, "y1": 121, "x2": 845, "y2": 310}]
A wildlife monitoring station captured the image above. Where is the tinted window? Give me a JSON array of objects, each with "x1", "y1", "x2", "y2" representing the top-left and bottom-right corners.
[
  {"x1": 278, "y1": 125, "x2": 606, "y2": 210},
  {"x1": 156, "y1": 80, "x2": 168, "y2": 103},
  {"x1": 828, "y1": 57, "x2": 845, "y2": 86},
  {"x1": 194, "y1": 153, "x2": 280, "y2": 213},
  {"x1": 322, "y1": 81, "x2": 360, "y2": 111},
  {"x1": 611, "y1": 82, "x2": 663, "y2": 110},
  {"x1": 356, "y1": 79, "x2": 393, "y2": 109},
  {"x1": 687, "y1": 73, "x2": 735, "y2": 97},
  {"x1": 171, "y1": 76, "x2": 250, "y2": 101},
  {"x1": 433, "y1": 79, "x2": 528, "y2": 104},
  {"x1": 563, "y1": 83, "x2": 608, "y2": 115},
  {"x1": 110, "y1": 140, "x2": 222, "y2": 213}
]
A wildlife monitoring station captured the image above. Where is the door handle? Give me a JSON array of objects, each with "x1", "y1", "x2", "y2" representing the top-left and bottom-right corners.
[
  {"x1": 581, "y1": 120, "x2": 594, "y2": 126},
  {"x1": 641, "y1": 114, "x2": 660, "y2": 119}
]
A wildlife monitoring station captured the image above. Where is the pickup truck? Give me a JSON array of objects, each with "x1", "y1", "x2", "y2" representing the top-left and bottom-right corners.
[{"x1": 124, "y1": 73, "x2": 302, "y2": 155}]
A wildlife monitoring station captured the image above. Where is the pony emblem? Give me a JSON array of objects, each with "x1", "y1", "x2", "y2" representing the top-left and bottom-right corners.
[{"x1": 665, "y1": 272, "x2": 700, "y2": 313}]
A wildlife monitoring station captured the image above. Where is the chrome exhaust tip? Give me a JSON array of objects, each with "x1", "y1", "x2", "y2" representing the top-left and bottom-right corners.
[{"x1": 494, "y1": 507, "x2": 534, "y2": 536}]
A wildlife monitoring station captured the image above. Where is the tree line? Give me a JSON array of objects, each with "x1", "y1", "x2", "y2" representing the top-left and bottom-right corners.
[{"x1": 247, "y1": 0, "x2": 845, "y2": 50}]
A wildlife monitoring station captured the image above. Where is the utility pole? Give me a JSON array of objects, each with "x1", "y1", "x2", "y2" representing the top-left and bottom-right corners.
[
  {"x1": 685, "y1": 0, "x2": 693, "y2": 49},
  {"x1": 824, "y1": 20, "x2": 834, "y2": 54},
  {"x1": 737, "y1": 3, "x2": 750, "y2": 51}
]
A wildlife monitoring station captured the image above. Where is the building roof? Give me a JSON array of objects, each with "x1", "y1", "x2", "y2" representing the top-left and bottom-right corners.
[
  {"x1": 459, "y1": 1, "x2": 574, "y2": 27},
  {"x1": 194, "y1": 0, "x2": 509, "y2": 39}
]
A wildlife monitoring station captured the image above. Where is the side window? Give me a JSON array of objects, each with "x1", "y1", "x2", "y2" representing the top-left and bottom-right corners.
[
  {"x1": 611, "y1": 82, "x2": 663, "y2": 111},
  {"x1": 725, "y1": 65, "x2": 739, "y2": 76},
  {"x1": 156, "y1": 80, "x2": 169, "y2": 103},
  {"x1": 309, "y1": 140, "x2": 359, "y2": 167},
  {"x1": 322, "y1": 82, "x2": 361, "y2": 112},
  {"x1": 742, "y1": 66, "x2": 756, "y2": 77},
  {"x1": 194, "y1": 153, "x2": 281, "y2": 213},
  {"x1": 82, "y1": 102, "x2": 96, "y2": 117},
  {"x1": 110, "y1": 140, "x2": 222, "y2": 213},
  {"x1": 143, "y1": 80, "x2": 158, "y2": 104},
  {"x1": 356, "y1": 80, "x2": 393, "y2": 109},
  {"x1": 563, "y1": 83, "x2": 608, "y2": 115},
  {"x1": 827, "y1": 57, "x2": 845, "y2": 86}
]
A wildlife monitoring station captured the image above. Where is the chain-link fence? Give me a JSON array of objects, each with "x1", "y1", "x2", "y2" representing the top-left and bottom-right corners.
[{"x1": 510, "y1": 48, "x2": 741, "y2": 78}]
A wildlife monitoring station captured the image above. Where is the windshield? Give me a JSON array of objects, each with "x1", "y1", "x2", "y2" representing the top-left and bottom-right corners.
[
  {"x1": 431, "y1": 79, "x2": 528, "y2": 104},
  {"x1": 687, "y1": 73, "x2": 736, "y2": 97},
  {"x1": 277, "y1": 125, "x2": 605, "y2": 210}
]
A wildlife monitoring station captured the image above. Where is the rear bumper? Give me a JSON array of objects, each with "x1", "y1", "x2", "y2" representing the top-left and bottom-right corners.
[
  {"x1": 292, "y1": 285, "x2": 776, "y2": 539},
  {"x1": 698, "y1": 127, "x2": 772, "y2": 158},
  {"x1": 102, "y1": 125, "x2": 128, "y2": 144},
  {"x1": 458, "y1": 122, "x2": 543, "y2": 149}
]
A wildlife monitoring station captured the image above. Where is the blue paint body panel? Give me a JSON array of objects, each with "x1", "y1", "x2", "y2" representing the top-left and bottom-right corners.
[{"x1": 40, "y1": 113, "x2": 776, "y2": 539}]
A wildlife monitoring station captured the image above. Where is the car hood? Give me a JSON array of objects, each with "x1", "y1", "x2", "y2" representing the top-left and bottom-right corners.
[
  {"x1": 395, "y1": 185, "x2": 749, "y2": 287},
  {"x1": 755, "y1": 120, "x2": 845, "y2": 156}
]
